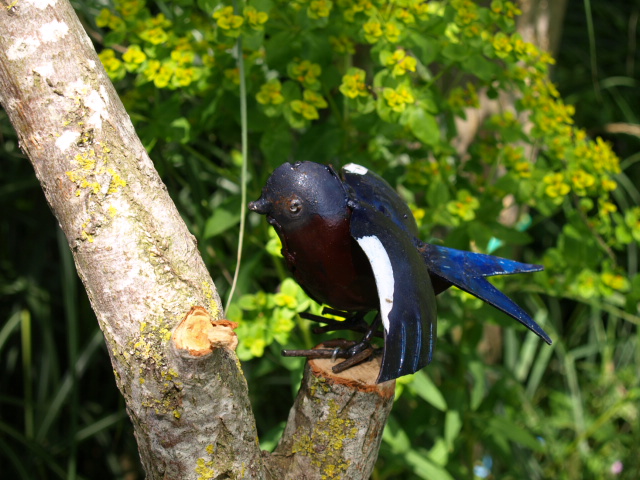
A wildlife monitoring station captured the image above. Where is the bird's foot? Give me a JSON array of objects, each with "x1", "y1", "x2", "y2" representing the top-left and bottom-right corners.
[{"x1": 282, "y1": 338, "x2": 379, "y2": 374}]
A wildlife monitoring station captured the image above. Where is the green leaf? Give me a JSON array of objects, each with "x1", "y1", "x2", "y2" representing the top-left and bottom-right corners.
[
  {"x1": 407, "y1": 32, "x2": 438, "y2": 65},
  {"x1": 486, "y1": 416, "x2": 544, "y2": 452},
  {"x1": 468, "y1": 360, "x2": 486, "y2": 410},
  {"x1": 444, "y1": 410, "x2": 462, "y2": 447},
  {"x1": 169, "y1": 117, "x2": 191, "y2": 144},
  {"x1": 441, "y1": 42, "x2": 470, "y2": 62},
  {"x1": 204, "y1": 199, "x2": 241, "y2": 238},
  {"x1": 427, "y1": 438, "x2": 449, "y2": 466},
  {"x1": 410, "y1": 371, "x2": 447, "y2": 411},
  {"x1": 260, "y1": 124, "x2": 293, "y2": 164},
  {"x1": 407, "y1": 107, "x2": 440, "y2": 146},
  {"x1": 405, "y1": 450, "x2": 455, "y2": 480},
  {"x1": 427, "y1": 179, "x2": 450, "y2": 207},
  {"x1": 461, "y1": 55, "x2": 499, "y2": 82},
  {"x1": 382, "y1": 415, "x2": 411, "y2": 453}
]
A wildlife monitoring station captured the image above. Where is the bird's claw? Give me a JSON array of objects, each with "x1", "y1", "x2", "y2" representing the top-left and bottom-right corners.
[{"x1": 281, "y1": 338, "x2": 379, "y2": 373}]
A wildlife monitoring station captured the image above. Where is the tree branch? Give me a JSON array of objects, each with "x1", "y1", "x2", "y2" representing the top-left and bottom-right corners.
[
  {"x1": 0, "y1": 1, "x2": 263, "y2": 477},
  {"x1": 0, "y1": 1, "x2": 394, "y2": 478}
]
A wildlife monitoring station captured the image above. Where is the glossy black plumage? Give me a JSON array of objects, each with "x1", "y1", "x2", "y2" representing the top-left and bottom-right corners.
[{"x1": 249, "y1": 161, "x2": 551, "y2": 383}]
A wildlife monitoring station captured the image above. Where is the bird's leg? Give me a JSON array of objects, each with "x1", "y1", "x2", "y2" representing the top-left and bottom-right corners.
[
  {"x1": 330, "y1": 314, "x2": 382, "y2": 374},
  {"x1": 282, "y1": 339, "x2": 356, "y2": 359},
  {"x1": 282, "y1": 312, "x2": 383, "y2": 372}
]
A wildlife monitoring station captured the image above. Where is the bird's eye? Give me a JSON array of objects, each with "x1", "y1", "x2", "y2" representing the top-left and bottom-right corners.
[{"x1": 289, "y1": 199, "x2": 302, "y2": 214}]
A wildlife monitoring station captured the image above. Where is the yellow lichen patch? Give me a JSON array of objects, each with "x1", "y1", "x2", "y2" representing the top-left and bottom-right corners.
[
  {"x1": 195, "y1": 457, "x2": 216, "y2": 480},
  {"x1": 201, "y1": 281, "x2": 221, "y2": 319},
  {"x1": 130, "y1": 315, "x2": 184, "y2": 417},
  {"x1": 106, "y1": 167, "x2": 127, "y2": 194},
  {"x1": 291, "y1": 399, "x2": 355, "y2": 478},
  {"x1": 62, "y1": 135, "x2": 126, "y2": 243}
]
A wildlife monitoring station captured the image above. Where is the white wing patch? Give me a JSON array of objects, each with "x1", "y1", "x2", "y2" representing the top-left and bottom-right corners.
[
  {"x1": 355, "y1": 235, "x2": 394, "y2": 333},
  {"x1": 343, "y1": 163, "x2": 368, "y2": 175}
]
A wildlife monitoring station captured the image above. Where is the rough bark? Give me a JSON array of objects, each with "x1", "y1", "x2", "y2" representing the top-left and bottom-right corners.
[
  {"x1": 0, "y1": 0, "x2": 263, "y2": 477},
  {"x1": 270, "y1": 353, "x2": 395, "y2": 480},
  {"x1": 0, "y1": 1, "x2": 393, "y2": 478}
]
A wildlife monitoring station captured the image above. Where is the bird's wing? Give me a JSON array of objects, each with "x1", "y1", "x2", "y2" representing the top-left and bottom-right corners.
[
  {"x1": 350, "y1": 205, "x2": 437, "y2": 383},
  {"x1": 420, "y1": 244, "x2": 551, "y2": 344},
  {"x1": 341, "y1": 163, "x2": 420, "y2": 238}
]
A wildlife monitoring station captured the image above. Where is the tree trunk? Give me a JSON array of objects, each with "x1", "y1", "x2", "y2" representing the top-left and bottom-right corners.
[{"x1": 0, "y1": 1, "x2": 392, "y2": 478}]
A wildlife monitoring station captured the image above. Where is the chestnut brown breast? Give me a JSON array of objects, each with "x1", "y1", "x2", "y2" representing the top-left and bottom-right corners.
[{"x1": 279, "y1": 213, "x2": 379, "y2": 312}]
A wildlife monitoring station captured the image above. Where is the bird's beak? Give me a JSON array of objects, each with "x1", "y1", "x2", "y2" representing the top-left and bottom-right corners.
[{"x1": 248, "y1": 196, "x2": 271, "y2": 215}]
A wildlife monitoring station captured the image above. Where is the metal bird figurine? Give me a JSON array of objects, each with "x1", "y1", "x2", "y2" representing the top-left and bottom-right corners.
[{"x1": 249, "y1": 161, "x2": 551, "y2": 383}]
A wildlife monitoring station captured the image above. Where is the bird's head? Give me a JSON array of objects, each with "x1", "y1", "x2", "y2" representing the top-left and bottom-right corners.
[{"x1": 249, "y1": 161, "x2": 349, "y2": 232}]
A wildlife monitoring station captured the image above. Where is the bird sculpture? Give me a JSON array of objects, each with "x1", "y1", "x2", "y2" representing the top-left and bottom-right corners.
[{"x1": 249, "y1": 161, "x2": 551, "y2": 383}]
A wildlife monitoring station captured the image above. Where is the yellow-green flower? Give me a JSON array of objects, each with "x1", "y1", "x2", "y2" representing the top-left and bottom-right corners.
[
  {"x1": 153, "y1": 63, "x2": 174, "y2": 88},
  {"x1": 224, "y1": 68, "x2": 240, "y2": 85},
  {"x1": 147, "y1": 13, "x2": 171, "y2": 29},
  {"x1": 98, "y1": 49, "x2": 125, "y2": 80},
  {"x1": 143, "y1": 59, "x2": 161, "y2": 81},
  {"x1": 244, "y1": 5, "x2": 268, "y2": 30},
  {"x1": 514, "y1": 161, "x2": 532, "y2": 178},
  {"x1": 303, "y1": 89, "x2": 328, "y2": 109},
  {"x1": 383, "y1": 49, "x2": 417, "y2": 76},
  {"x1": 599, "y1": 198, "x2": 617, "y2": 215},
  {"x1": 572, "y1": 269, "x2": 599, "y2": 298},
  {"x1": 96, "y1": 8, "x2": 111, "y2": 28},
  {"x1": 601, "y1": 272, "x2": 629, "y2": 292},
  {"x1": 395, "y1": 8, "x2": 415, "y2": 24},
  {"x1": 213, "y1": 6, "x2": 244, "y2": 36},
  {"x1": 382, "y1": 85, "x2": 414, "y2": 112},
  {"x1": 96, "y1": 9, "x2": 124, "y2": 31},
  {"x1": 248, "y1": 337, "x2": 266, "y2": 357},
  {"x1": 592, "y1": 137, "x2": 620, "y2": 173},
  {"x1": 570, "y1": 169, "x2": 595, "y2": 196},
  {"x1": 123, "y1": 45, "x2": 147, "y2": 66},
  {"x1": 115, "y1": 0, "x2": 144, "y2": 17},
  {"x1": 171, "y1": 49, "x2": 195, "y2": 65},
  {"x1": 411, "y1": 205, "x2": 425, "y2": 227},
  {"x1": 339, "y1": 68, "x2": 368, "y2": 99},
  {"x1": 288, "y1": 60, "x2": 322, "y2": 89},
  {"x1": 274, "y1": 292, "x2": 297, "y2": 309},
  {"x1": 446, "y1": 190, "x2": 480, "y2": 221},
  {"x1": 363, "y1": 20, "x2": 383, "y2": 43},
  {"x1": 601, "y1": 178, "x2": 617, "y2": 192},
  {"x1": 308, "y1": 0, "x2": 332, "y2": 19},
  {"x1": 139, "y1": 27, "x2": 168, "y2": 45},
  {"x1": 290, "y1": 100, "x2": 319, "y2": 120},
  {"x1": 256, "y1": 79, "x2": 285, "y2": 105},
  {"x1": 491, "y1": 0, "x2": 522, "y2": 18},
  {"x1": 411, "y1": 1, "x2": 430, "y2": 20},
  {"x1": 329, "y1": 35, "x2": 355, "y2": 54},
  {"x1": 543, "y1": 173, "x2": 570, "y2": 199},
  {"x1": 492, "y1": 32, "x2": 513, "y2": 58},
  {"x1": 174, "y1": 67, "x2": 196, "y2": 87},
  {"x1": 343, "y1": 0, "x2": 375, "y2": 22},
  {"x1": 384, "y1": 22, "x2": 401, "y2": 42}
]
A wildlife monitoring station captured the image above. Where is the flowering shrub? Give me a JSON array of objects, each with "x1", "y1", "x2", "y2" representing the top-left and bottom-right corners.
[{"x1": 94, "y1": 1, "x2": 638, "y2": 477}]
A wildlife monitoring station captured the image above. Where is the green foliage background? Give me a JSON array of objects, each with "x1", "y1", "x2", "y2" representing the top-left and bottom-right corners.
[{"x1": 1, "y1": 0, "x2": 639, "y2": 478}]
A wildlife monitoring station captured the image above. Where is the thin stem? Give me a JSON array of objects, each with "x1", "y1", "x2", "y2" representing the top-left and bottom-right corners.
[
  {"x1": 583, "y1": 0, "x2": 601, "y2": 101},
  {"x1": 226, "y1": 0, "x2": 248, "y2": 312}
]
